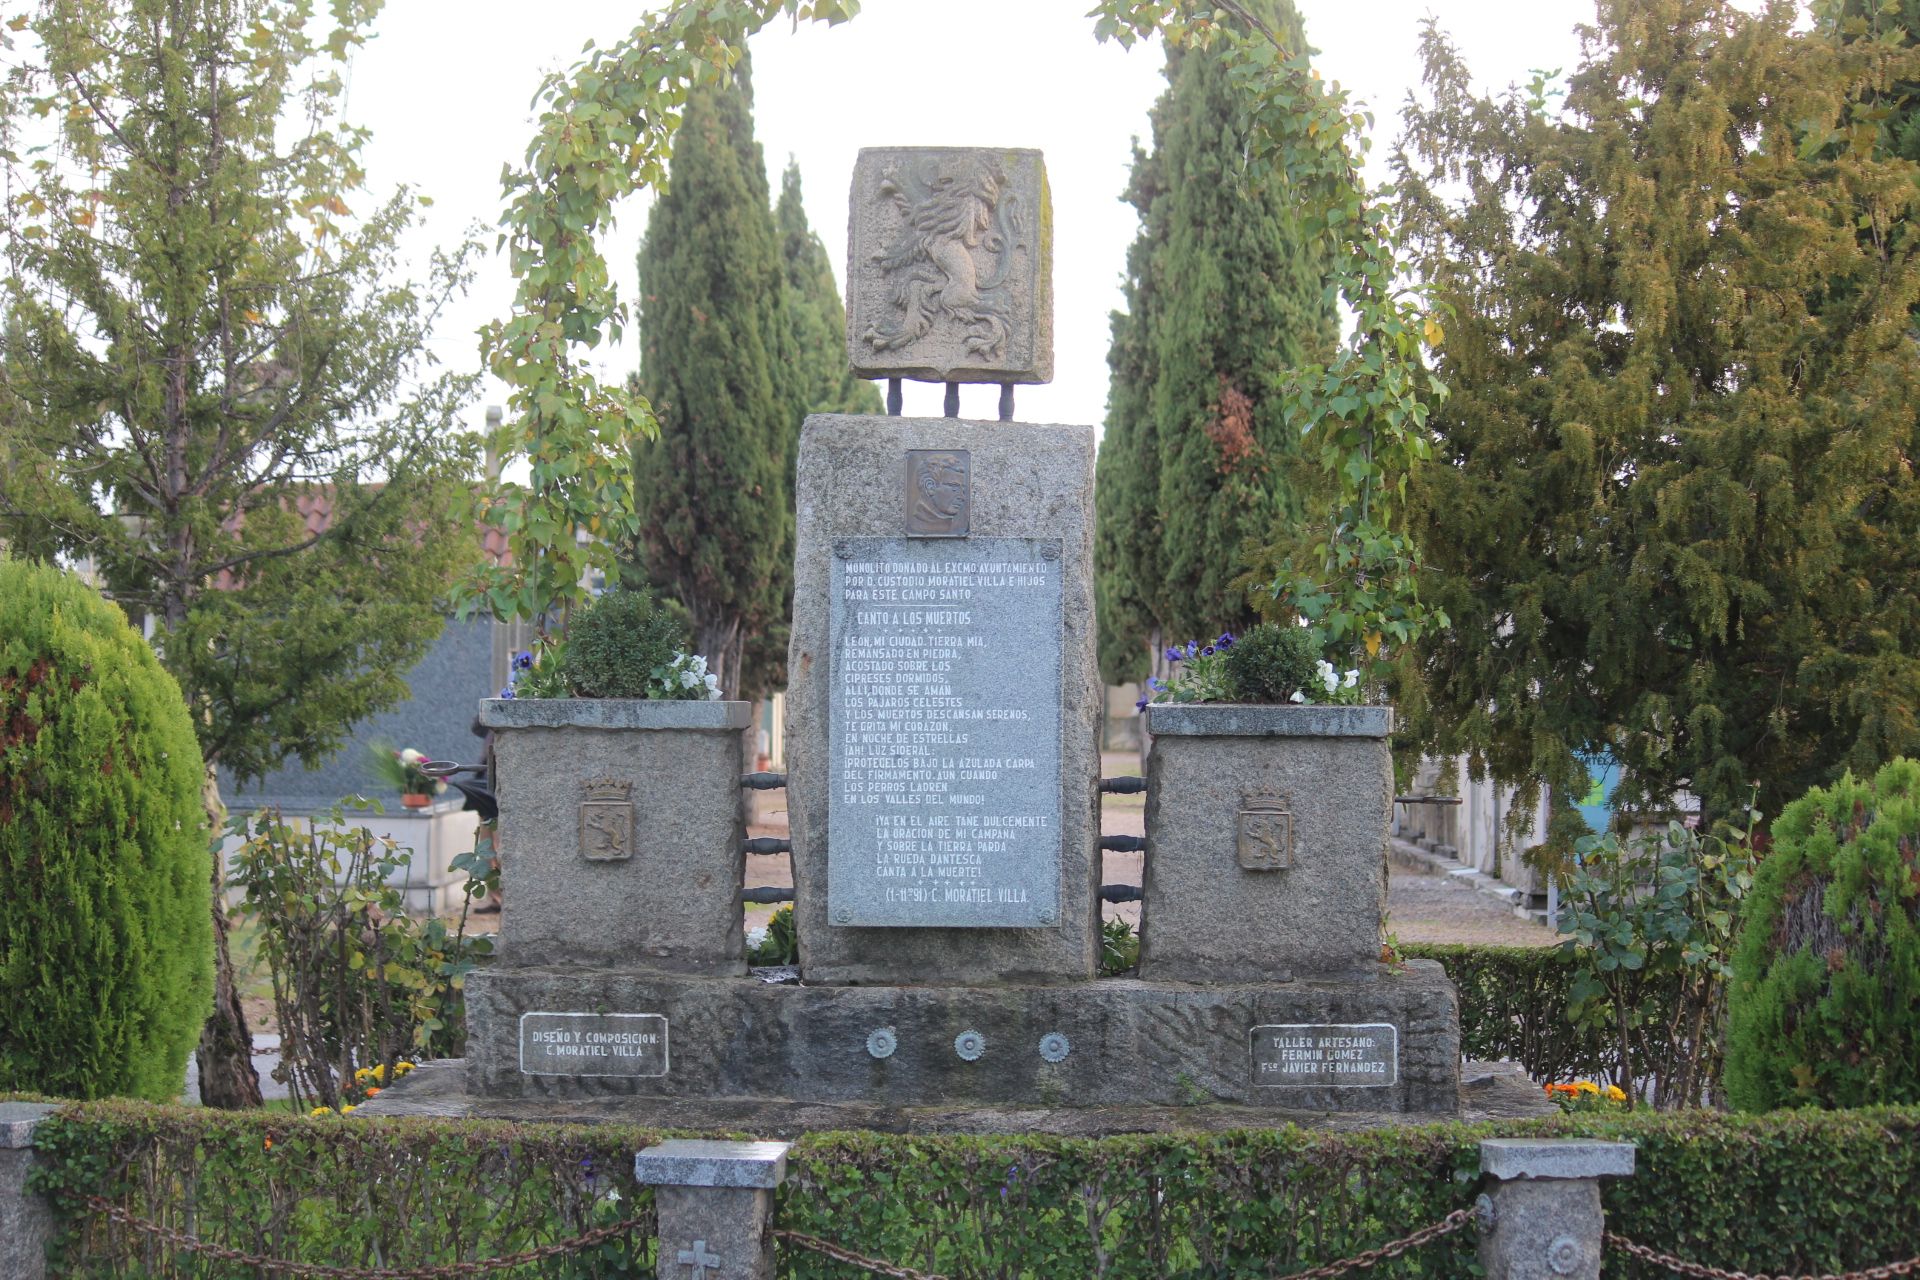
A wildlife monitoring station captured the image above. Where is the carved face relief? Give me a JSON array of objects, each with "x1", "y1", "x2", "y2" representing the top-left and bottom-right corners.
[{"x1": 905, "y1": 449, "x2": 970, "y2": 537}]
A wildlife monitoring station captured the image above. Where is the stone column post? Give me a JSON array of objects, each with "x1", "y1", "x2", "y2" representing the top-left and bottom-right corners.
[
  {"x1": 1476, "y1": 1138, "x2": 1636, "y2": 1280},
  {"x1": 0, "y1": 1102, "x2": 61, "y2": 1280},
  {"x1": 634, "y1": 1139, "x2": 790, "y2": 1280}
]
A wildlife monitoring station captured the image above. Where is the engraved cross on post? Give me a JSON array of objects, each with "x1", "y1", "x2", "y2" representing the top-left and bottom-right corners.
[{"x1": 676, "y1": 1239, "x2": 722, "y2": 1277}]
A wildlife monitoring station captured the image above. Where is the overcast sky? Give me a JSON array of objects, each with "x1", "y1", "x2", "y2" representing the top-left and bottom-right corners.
[{"x1": 346, "y1": 1, "x2": 1589, "y2": 434}]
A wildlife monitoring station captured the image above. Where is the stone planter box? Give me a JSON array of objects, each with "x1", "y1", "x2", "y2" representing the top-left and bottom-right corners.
[
  {"x1": 478, "y1": 699, "x2": 751, "y2": 977},
  {"x1": 1139, "y1": 704, "x2": 1393, "y2": 983}
]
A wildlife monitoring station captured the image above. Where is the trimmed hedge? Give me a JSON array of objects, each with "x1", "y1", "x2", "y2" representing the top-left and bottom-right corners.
[
  {"x1": 0, "y1": 560, "x2": 212, "y2": 1102},
  {"x1": 25, "y1": 1101, "x2": 660, "y2": 1277},
  {"x1": 1401, "y1": 942, "x2": 1702, "y2": 1092},
  {"x1": 19, "y1": 1100, "x2": 1920, "y2": 1278}
]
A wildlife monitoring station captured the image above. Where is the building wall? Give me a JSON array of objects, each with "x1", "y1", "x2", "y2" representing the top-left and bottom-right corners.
[{"x1": 220, "y1": 616, "x2": 496, "y2": 812}]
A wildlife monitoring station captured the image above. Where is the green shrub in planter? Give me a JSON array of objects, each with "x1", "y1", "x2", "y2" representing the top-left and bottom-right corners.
[
  {"x1": 1223, "y1": 622, "x2": 1319, "y2": 702},
  {"x1": 1725, "y1": 758, "x2": 1920, "y2": 1110},
  {"x1": 558, "y1": 589, "x2": 686, "y2": 698},
  {"x1": 0, "y1": 559, "x2": 212, "y2": 1100}
]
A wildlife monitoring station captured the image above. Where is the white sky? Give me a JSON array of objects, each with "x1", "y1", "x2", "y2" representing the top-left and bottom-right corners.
[{"x1": 346, "y1": 0, "x2": 1590, "y2": 434}]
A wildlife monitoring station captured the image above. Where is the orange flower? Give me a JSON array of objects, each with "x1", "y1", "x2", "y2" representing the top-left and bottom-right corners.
[{"x1": 364, "y1": 1087, "x2": 381, "y2": 1098}]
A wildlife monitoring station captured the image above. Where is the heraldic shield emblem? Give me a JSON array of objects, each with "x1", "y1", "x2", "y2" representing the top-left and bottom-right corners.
[{"x1": 579, "y1": 778, "x2": 635, "y2": 862}]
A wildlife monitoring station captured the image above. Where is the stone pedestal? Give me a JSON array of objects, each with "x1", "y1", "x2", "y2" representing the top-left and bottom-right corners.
[
  {"x1": 462, "y1": 961, "x2": 1460, "y2": 1114},
  {"x1": 785, "y1": 414, "x2": 1100, "y2": 985},
  {"x1": 635, "y1": 1140, "x2": 789, "y2": 1280},
  {"x1": 0, "y1": 1103, "x2": 58, "y2": 1280},
  {"x1": 478, "y1": 699, "x2": 750, "y2": 975},
  {"x1": 1139, "y1": 704, "x2": 1392, "y2": 983},
  {"x1": 1477, "y1": 1139, "x2": 1636, "y2": 1280}
]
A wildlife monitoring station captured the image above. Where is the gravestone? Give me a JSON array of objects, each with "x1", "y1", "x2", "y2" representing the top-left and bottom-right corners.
[
  {"x1": 387, "y1": 144, "x2": 1506, "y2": 1134},
  {"x1": 784, "y1": 418, "x2": 1101, "y2": 983}
]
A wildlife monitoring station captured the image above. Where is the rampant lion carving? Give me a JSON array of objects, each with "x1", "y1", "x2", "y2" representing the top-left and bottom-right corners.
[{"x1": 862, "y1": 155, "x2": 1027, "y2": 362}]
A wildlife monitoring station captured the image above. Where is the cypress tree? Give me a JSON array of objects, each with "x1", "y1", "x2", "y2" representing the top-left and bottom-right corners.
[
  {"x1": 1396, "y1": 1, "x2": 1920, "y2": 828},
  {"x1": 1094, "y1": 0, "x2": 1337, "y2": 682},
  {"x1": 777, "y1": 161, "x2": 881, "y2": 419},
  {"x1": 730, "y1": 162, "x2": 883, "y2": 698},
  {"x1": 633, "y1": 58, "x2": 797, "y2": 699}
]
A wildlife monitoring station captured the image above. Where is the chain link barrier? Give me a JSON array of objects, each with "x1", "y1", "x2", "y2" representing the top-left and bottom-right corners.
[
  {"x1": 776, "y1": 1205, "x2": 1475, "y2": 1279},
  {"x1": 1607, "y1": 1232, "x2": 1920, "y2": 1280},
  {"x1": 81, "y1": 1195, "x2": 652, "y2": 1278}
]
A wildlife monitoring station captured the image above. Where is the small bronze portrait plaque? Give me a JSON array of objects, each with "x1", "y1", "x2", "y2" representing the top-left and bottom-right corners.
[
  {"x1": 905, "y1": 449, "x2": 970, "y2": 537},
  {"x1": 1237, "y1": 790, "x2": 1294, "y2": 871},
  {"x1": 579, "y1": 778, "x2": 635, "y2": 861}
]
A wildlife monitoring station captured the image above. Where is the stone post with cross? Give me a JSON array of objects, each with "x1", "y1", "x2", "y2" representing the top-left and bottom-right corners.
[{"x1": 634, "y1": 1139, "x2": 790, "y2": 1280}]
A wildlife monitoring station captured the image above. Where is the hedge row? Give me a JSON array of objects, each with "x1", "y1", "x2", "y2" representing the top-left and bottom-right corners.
[
  {"x1": 19, "y1": 1099, "x2": 1919, "y2": 1278},
  {"x1": 1401, "y1": 942, "x2": 1702, "y2": 1090}
]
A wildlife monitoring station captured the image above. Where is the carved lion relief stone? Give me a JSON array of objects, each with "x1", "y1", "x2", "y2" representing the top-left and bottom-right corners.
[{"x1": 847, "y1": 147, "x2": 1053, "y2": 386}]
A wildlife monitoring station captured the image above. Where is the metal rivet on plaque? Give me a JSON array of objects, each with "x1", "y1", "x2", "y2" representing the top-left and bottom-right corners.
[
  {"x1": 866, "y1": 1028, "x2": 897, "y2": 1060},
  {"x1": 954, "y1": 1030, "x2": 986, "y2": 1061}
]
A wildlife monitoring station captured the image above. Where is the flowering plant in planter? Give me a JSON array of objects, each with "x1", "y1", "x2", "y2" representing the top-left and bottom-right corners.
[
  {"x1": 494, "y1": 589, "x2": 722, "y2": 700},
  {"x1": 366, "y1": 742, "x2": 445, "y2": 802},
  {"x1": 1139, "y1": 622, "x2": 1366, "y2": 709}
]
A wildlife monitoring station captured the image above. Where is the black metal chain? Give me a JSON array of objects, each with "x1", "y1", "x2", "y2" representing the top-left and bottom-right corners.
[
  {"x1": 84, "y1": 1195, "x2": 650, "y2": 1278},
  {"x1": 1607, "y1": 1232, "x2": 1920, "y2": 1280}
]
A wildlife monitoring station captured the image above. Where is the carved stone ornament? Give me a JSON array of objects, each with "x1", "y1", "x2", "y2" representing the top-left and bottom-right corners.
[
  {"x1": 847, "y1": 147, "x2": 1053, "y2": 385},
  {"x1": 1236, "y1": 789, "x2": 1294, "y2": 871},
  {"x1": 579, "y1": 778, "x2": 635, "y2": 861},
  {"x1": 904, "y1": 449, "x2": 970, "y2": 537}
]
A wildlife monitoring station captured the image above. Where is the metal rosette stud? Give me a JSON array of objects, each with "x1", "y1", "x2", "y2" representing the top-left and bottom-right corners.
[
  {"x1": 953, "y1": 1030, "x2": 986, "y2": 1062},
  {"x1": 865, "y1": 1027, "x2": 897, "y2": 1060},
  {"x1": 1037, "y1": 1032, "x2": 1071, "y2": 1063}
]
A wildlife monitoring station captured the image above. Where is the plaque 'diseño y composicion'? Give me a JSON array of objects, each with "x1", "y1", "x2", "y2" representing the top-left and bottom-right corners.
[
  {"x1": 519, "y1": 1012, "x2": 668, "y2": 1077},
  {"x1": 828, "y1": 537, "x2": 1063, "y2": 928}
]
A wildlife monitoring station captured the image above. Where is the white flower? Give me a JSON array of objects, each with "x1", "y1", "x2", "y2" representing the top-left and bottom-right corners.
[
  {"x1": 1289, "y1": 690, "x2": 1306, "y2": 704},
  {"x1": 707, "y1": 686, "x2": 722, "y2": 701},
  {"x1": 1320, "y1": 669, "x2": 1339, "y2": 694},
  {"x1": 691, "y1": 654, "x2": 708, "y2": 676},
  {"x1": 745, "y1": 927, "x2": 768, "y2": 950},
  {"x1": 704, "y1": 673, "x2": 719, "y2": 690},
  {"x1": 1343, "y1": 669, "x2": 1359, "y2": 689},
  {"x1": 679, "y1": 670, "x2": 699, "y2": 689}
]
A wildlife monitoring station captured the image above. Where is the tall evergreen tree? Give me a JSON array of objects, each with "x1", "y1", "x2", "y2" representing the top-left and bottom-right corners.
[
  {"x1": 777, "y1": 161, "x2": 880, "y2": 419},
  {"x1": 0, "y1": 0, "x2": 478, "y2": 1106},
  {"x1": 633, "y1": 58, "x2": 796, "y2": 700},
  {"x1": 1395, "y1": 1, "x2": 1920, "y2": 828},
  {"x1": 1094, "y1": 0, "x2": 1337, "y2": 683},
  {"x1": 729, "y1": 161, "x2": 882, "y2": 697}
]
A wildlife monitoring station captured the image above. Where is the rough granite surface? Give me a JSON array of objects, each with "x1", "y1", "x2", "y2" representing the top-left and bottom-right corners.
[
  {"x1": 787, "y1": 414, "x2": 1100, "y2": 984},
  {"x1": 1139, "y1": 716, "x2": 1393, "y2": 982},
  {"x1": 1479, "y1": 1177, "x2": 1606, "y2": 1280},
  {"x1": 460, "y1": 962, "x2": 1459, "y2": 1114},
  {"x1": 635, "y1": 1140, "x2": 790, "y2": 1189},
  {"x1": 1145, "y1": 704, "x2": 1392, "y2": 738},
  {"x1": 846, "y1": 148, "x2": 1052, "y2": 384},
  {"x1": 0, "y1": 1104, "x2": 56, "y2": 1280},
  {"x1": 656, "y1": 1186, "x2": 776, "y2": 1280},
  {"x1": 1480, "y1": 1139, "x2": 1637, "y2": 1181},
  {"x1": 366, "y1": 1056, "x2": 1548, "y2": 1133},
  {"x1": 491, "y1": 715, "x2": 745, "y2": 975}
]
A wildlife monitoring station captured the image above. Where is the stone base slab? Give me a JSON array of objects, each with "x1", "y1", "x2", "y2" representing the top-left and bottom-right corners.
[
  {"x1": 359, "y1": 1059, "x2": 1549, "y2": 1136},
  {"x1": 463, "y1": 960, "x2": 1462, "y2": 1115}
]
